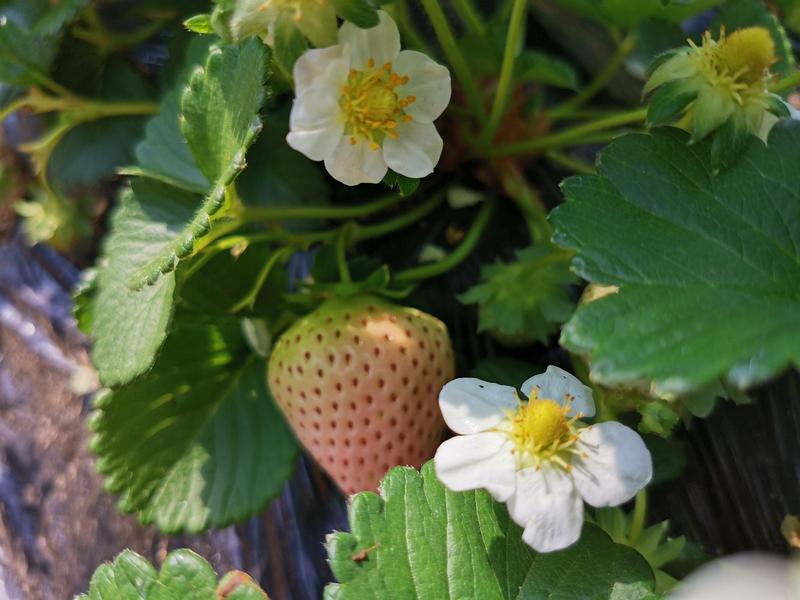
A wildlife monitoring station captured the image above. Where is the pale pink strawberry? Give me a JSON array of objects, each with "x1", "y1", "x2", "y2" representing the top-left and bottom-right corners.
[{"x1": 268, "y1": 294, "x2": 455, "y2": 494}]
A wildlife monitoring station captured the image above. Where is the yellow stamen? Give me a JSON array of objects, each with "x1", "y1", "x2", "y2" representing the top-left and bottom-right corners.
[
  {"x1": 504, "y1": 390, "x2": 582, "y2": 471},
  {"x1": 339, "y1": 56, "x2": 415, "y2": 148}
]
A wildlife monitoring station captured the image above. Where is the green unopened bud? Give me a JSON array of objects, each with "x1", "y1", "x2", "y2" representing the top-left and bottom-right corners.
[{"x1": 644, "y1": 27, "x2": 789, "y2": 169}]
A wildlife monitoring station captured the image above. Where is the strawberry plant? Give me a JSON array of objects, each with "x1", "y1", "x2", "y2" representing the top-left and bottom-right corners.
[{"x1": 1, "y1": 0, "x2": 799, "y2": 598}]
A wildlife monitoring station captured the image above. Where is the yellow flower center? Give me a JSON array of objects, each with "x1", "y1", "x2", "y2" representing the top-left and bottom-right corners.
[
  {"x1": 505, "y1": 392, "x2": 583, "y2": 471},
  {"x1": 340, "y1": 58, "x2": 416, "y2": 149},
  {"x1": 717, "y1": 27, "x2": 776, "y2": 85},
  {"x1": 688, "y1": 27, "x2": 776, "y2": 102}
]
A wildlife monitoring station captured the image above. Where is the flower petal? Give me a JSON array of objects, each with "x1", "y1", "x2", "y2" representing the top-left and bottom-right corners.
[
  {"x1": 507, "y1": 465, "x2": 584, "y2": 553},
  {"x1": 293, "y1": 45, "x2": 343, "y2": 92},
  {"x1": 338, "y1": 10, "x2": 400, "y2": 69},
  {"x1": 572, "y1": 421, "x2": 652, "y2": 507},
  {"x1": 439, "y1": 378, "x2": 519, "y2": 434},
  {"x1": 521, "y1": 365, "x2": 595, "y2": 418},
  {"x1": 671, "y1": 554, "x2": 797, "y2": 600},
  {"x1": 287, "y1": 55, "x2": 348, "y2": 161},
  {"x1": 434, "y1": 432, "x2": 517, "y2": 502},
  {"x1": 383, "y1": 121, "x2": 443, "y2": 179},
  {"x1": 324, "y1": 137, "x2": 388, "y2": 186},
  {"x1": 394, "y1": 50, "x2": 452, "y2": 123}
]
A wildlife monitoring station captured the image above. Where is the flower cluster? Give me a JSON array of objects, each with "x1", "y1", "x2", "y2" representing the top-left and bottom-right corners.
[
  {"x1": 644, "y1": 27, "x2": 788, "y2": 165},
  {"x1": 287, "y1": 11, "x2": 451, "y2": 185},
  {"x1": 434, "y1": 366, "x2": 652, "y2": 552}
]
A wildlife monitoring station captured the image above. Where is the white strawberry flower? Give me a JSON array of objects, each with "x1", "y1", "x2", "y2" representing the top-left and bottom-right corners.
[
  {"x1": 286, "y1": 10, "x2": 451, "y2": 186},
  {"x1": 434, "y1": 365, "x2": 652, "y2": 553}
]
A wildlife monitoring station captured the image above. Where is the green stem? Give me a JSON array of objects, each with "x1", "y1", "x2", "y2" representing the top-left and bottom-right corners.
[
  {"x1": 395, "y1": 201, "x2": 493, "y2": 282},
  {"x1": 512, "y1": 190, "x2": 550, "y2": 244},
  {"x1": 549, "y1": 34, "x2": 636, "y2": 119},
  {"x1": 483, "y1": 0, "x2": 527, "y2": 142},
  {"x1": 336, "y1": 227, "x2": 353, "y2": 284},
  {"x1": 421, "y1": 0, "x2": 488, "y2": 124},
  {"x1": 229, "y1": 247, "x2": 293, "y2": 313},
  {"x1": 770, "y1": 69, "x2": 800, "y2": 94},
  {"x1": 452, "y1": 0, "x2": 485, "y2": 36},
  {"x1": 29, "y1": 72, "x2": 76, "y2": 99},
  {"x1": 239, "y1": 193, "x2": 403, "y2": 222},
  {"x1": 488, "y1": 107, "x2": 647, "y2": 157},
  {"x1": 628, "y1": 490, "x2": 648, "y2": 545},
  {"x1": 545, "y1": 150, "x2": 595, "y2": 174},
  {"x1": 354, "y1": 193, "x2": 444, "y2": 241}
]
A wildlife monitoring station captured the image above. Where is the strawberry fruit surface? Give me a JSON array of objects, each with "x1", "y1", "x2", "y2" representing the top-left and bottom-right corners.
[{"x1": 268, "y1": 295, "x2": 455, "y2": 494}]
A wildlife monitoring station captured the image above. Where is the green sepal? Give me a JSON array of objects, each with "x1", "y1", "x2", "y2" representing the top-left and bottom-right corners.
[
  {"x1": 184, "y1": 13, "x2": 214, "y2": 34},
  {"x1": 382, "y1": 170, "x2": 420, "y2": 196},
  {"x1": 709, "y1": 114, "x2": 751, "y2": 171},
  {"x1": 762, "y1": 93, "x2": 791, "y2": 118},
  {"x1": 646, "y1": 80, "x2": 697, "y2": 126}
]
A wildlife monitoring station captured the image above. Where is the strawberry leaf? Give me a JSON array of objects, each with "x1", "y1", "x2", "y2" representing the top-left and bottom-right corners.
[
  {"x1": 79, "y1": 548, "x2": 268, "y2": 599},
  {"x1": 130, "y1": 39, "x2": 267, "y2": 289},
  {"x1": 551, "y1": 125, "x2": 800, "y2": 395},
  {"x1": 90, "y1": 179, "x2": 197, "y2": 386},
  {"x1": 458, "y1": 244, "x2": 577, "y2": 342},
  {"x1": 90, "y1": 315, "x2": 298, "y2": 533},
  {"x1": 326, "y1": 462, "x2": 655, "y2": 599}
]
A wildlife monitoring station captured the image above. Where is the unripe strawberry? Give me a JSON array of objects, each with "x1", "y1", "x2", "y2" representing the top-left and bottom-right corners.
[{"x1": 268, "y1": 295, "x2": 455, "y2": 494}]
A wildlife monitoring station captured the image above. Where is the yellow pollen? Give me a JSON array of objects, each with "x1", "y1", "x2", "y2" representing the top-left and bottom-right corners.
[
  {"x1": 340, "y1": 57, "x2": 416, "y2": 148},
  {"x1": 510, "y1": 399, "x2": 569, "y2": 451},
  {"x1": 505, "y1": 391, "x2": 583, "y2": 471},
  {"x1": 716, "y1": 27, "x2": 776, "y2": 85}
]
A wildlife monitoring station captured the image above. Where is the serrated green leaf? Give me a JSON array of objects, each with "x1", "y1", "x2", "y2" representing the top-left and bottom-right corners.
[
  {"x1": 86, "y1": 549, "x2": 157, "y2": 600},
  {"x1": 91, "y1": 316, "x2": 298, "y2": 533},
  {"x1": 132, "y1": 39, "x2": 267, "y2": 288},
  {"x1": 149, "y1": 549, "x2": 217, "y2": 600},
  {"x1": 551, "y1": 125, "x2": 800, "y2": 394},
  {"x1": 181, "y1": 40, "x2": 265, "y2": 184},
  {"x1": 129, "y1": 86, "x2": 210, "y2": 193},
  {"x1": 327, "y1": 463, "x2": 655, "y2": 599},
  {"x1": 459, "y1": 244, "x2": 577, "y2": 342},
  {"x1": 81, "y1": 548, "x2": 269, "y2": 599},
  {"x1": 91, "y1": 179, "x2": 197, "y2": 387}
]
